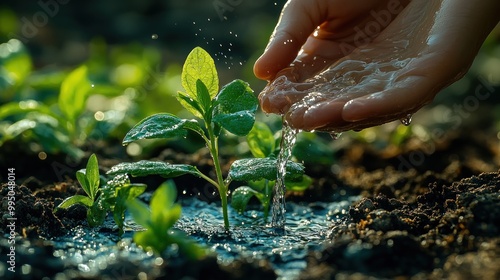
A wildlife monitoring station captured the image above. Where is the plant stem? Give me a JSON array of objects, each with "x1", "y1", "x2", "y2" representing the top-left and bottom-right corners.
[
  {"x1": 195, "y1": 168, "x2": 219, "y2": 189},
  {"x1": 205, "y1": 122, "x2": 230, "y2": 230}
]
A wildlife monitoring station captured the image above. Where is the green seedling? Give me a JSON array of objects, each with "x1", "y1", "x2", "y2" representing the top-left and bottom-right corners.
[
  {"x1": 108, "y1": 47, "x2": 305, "y2": 230},
  {"x1": 126, "y1": 180, "x2": 205, "y2": 259},
  {"x1": 100, "y1": 174, "x2": 147, "y2": 236},
  {"x1": 54, "y1": 154, "x2": 146, "y2": 232},
  {"x1": 54, "y1": 154, "x2": 105, "y2": 226},
  {"x1": 231, "y1": 121, "x2": 312, "y2": 219}
]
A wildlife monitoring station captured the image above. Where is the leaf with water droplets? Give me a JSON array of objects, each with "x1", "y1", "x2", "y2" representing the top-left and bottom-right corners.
[
  {"x1": 213, "y1": 79, "x2": 258, "y2": 136},
  {"x1": 107, "y1": 160, "x2": 200, "y2": 178},
  {"x1": 231, "y1": 186, "x2": 263, "y2": 214},
  {"x1": 123, "y1": 113, "x2": 202, "y2": 145},
  {"x1": 228, "y1": 158, "x2": 304, "y2": 182}
]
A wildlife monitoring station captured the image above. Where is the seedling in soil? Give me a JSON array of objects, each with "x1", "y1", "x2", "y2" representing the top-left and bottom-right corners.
[
  {"x1": 231, "y1": 121, "x2": 312, "y2": 220},
  {"x1": 126, "y1": 180, "x2": 205, "y2": 259},
  {"x1": 54, "y1": 154, "x2": 105, "y2": 226},
  {"x1": 99, "y1": 174, "x2": 146, "y2": 236},
  {"x1": 54, "y1": 154, "x2": 146, "y2": 233},
  {"x1": 108, "y1": 46, "x2": 305, "y2": 230}
]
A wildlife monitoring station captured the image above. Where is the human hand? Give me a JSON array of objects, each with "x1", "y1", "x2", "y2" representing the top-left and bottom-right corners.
[{"x1": 254, "y1": 0, "x2": 499, "y2": 132}]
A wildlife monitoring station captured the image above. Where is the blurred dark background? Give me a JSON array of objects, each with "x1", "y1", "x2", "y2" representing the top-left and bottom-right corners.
[{"x1": 0, "y1": 0, "x2": 286, "y2": 87}]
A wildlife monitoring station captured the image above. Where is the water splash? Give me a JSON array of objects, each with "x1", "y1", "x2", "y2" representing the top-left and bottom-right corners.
[
  {"x1": 270, "y1": 119, "x2": 299, "y2": 234},
  {"x1": 400, "y1": 114, "x2": 413, "y2": 126},
  {"x1": 329, "y1": 131, "x2": 342, "y2": 140}
]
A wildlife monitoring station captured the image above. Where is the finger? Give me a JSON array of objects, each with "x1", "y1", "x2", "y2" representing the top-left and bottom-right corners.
[
  {"x1": 288, "y1": 100, "x2": 349, "y2": 131},
  {"x1": 259, "y1": 74, "x2": 315, "y2": 114},
  {"x1": 253, "y1": 0, "x2": 327, "y2": 80},
  {"x1": 342, "y1": 75, "x2": 436, "y2": 122}
]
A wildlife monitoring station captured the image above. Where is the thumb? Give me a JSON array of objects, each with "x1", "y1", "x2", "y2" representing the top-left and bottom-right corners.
[{"x1": 253, "y1": 0, "x2": 327, "y2": 81}]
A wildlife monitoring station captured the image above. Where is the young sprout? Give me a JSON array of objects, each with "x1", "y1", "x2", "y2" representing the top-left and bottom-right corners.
[
  {"x1": 126, "y1": 180, "x2": 205, "y2": 259},
  {"x1": 108, "y1": 47, "x2": 305, "y2": 230}
]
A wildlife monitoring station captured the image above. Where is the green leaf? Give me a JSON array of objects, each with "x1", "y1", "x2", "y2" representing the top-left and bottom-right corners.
[
  {"x1": 107, "y1": 160, "x2": 200, "y2": 178},
  {"x1": 133, "y1": 229, "x2": 163, "y2": 253},
  {"x1": 85, "y1": 154, "x2": 100, "y2": 200},
  {"x1": 176, "y1": 91, "x2": 204, "y2": 119},
  {"x1": 229, "y1": 158, "x2": 304, "y2": 182},
  {"x1": 231, "y1": 186, "x2": 260, "y2": 214},
  {"x1": 286, "y1": 175, "x2": 313, "y2": 192},
  {"x1": 87, "y1": 202, "x2": 106, "y2": 227},
  {"x1": 152, "y1": 200, "x2": 181, "y2": 233},
  {"x1": 293, "y1": 132, "x2": 335, "y2": 165},
  {"x1": 213, "y1": 79, "x2": 257, "y2": 136},
  {"x1": 196, "y1": 79, "x2": 212, "y2": 118},
  {"x1": 125, "y1": 184, "x2": 148, "y2": 200},
  {"x1": 151, "y1": 181, "x2": 177, "y2": 213},
  {"x1": 126, "y1": 199, "x2": 151, "y2": 228},
  {"x1": 123, "y1": 113, "x2": 200, "y2": 145},
  {"x1": 149, "y1": 181, "x2": 182, "y2": 234},
  {"x1": 76, "y1": 169, "x2": 91, "y2": 199},
  {"x1": 181, "y1": 47, "x2": 219, "y2": 100},
  {"x1": 58, "y1": 65, "x2": 92, "y2": 122},
  {"x1": 168, "y1": 230, "x2": 206, "y2": 260},
  {"x1": 114, "y1": 183, "x2": 147, "y2": 236},
  {"x1": 0, "y1": 39, "x2": 32, "y2": 89},
  {"x1": 247, "y1": 122, "x2": 275, "y2": 158},
  {"x1": 54, "y1": 195, "x2": 93, "y2": 211},
  {"x1": 0, "y1": 100, "x2": 56, "y2": 120}
]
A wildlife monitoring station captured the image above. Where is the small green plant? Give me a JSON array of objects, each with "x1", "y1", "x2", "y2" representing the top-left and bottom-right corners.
[
  {"x1": 54, "y1": 154, "x2": 146, "y2": 233},
  {"x1": 99, "y1": 174, "x2": 147, "y2": 236},
  {"x1": 126, "y1": 180, "x2": 205, "y2": 259},
  {"x1": 108, "y1": 47, "x2": 305, "y2": 230},
  {"x1": 231, "y1": 121, "x2": 312, "y2": 219},
  {"x1": 54, "y1": 154, "x2": 105, "y2": 226}
]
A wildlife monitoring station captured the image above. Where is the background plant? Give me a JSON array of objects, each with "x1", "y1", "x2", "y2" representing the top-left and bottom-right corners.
[
  {"x1": 54, "y1": 154, "x2": 106, "y2": 226},
  {"x1": 108, "y1": 46, "x2": 305, "y2": 230},
  {"x1": 126, "y1": 180, "x2": 206, "y2": 259},
  {"x1": 54, "y1": 154, "x2": 146, "y2": 233},
  {"x1": 0, "y1": 39, "x2": 127, "y2": 159}
]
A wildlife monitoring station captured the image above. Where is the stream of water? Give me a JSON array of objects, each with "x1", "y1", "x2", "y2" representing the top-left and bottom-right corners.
[{"x1": 270, "y1": 120, "x2": 299, "y2": 234}]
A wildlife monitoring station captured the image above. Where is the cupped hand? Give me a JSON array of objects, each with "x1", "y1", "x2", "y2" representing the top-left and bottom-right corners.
[{"x1": 254, "y1": 0, "x2": 499, "y2": 132}]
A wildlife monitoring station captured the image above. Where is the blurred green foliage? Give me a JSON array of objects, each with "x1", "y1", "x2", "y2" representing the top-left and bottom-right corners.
[{"x1": 0, "y1": 0, "x2": 498, "y2": 162}]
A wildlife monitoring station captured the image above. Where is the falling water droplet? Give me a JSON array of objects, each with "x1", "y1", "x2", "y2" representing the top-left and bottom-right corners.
[
  {"x1": 329, "y1": 131, "x2": 342, "y2": 140},
  {"x1": 400, "y1": 114, "x2": 412, "y2": 126}
]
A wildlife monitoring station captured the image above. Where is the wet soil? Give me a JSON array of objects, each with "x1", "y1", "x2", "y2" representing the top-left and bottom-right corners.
[{"x1": 1, "y1": 125, "x2": 499, "y2": 279}]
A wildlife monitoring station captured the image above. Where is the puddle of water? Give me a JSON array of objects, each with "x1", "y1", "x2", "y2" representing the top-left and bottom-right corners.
[
  {"x1": 42, "y1": 196, "x2": 358, "y2": 280},
  {"x1": 177, "y1": 196, "x2": 359, "y2": 280}
]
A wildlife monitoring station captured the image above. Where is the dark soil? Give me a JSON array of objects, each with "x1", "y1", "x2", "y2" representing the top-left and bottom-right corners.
[{"x1": 1, "y1": 126, "x2": 500, "y2": 279}]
